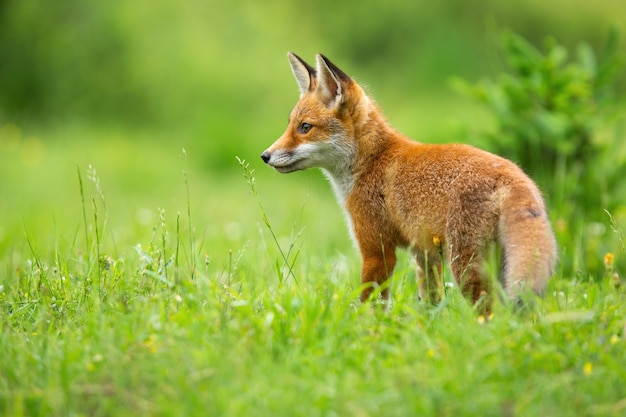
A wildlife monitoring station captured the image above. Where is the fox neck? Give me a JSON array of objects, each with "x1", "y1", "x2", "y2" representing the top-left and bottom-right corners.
[
  {"x1": 321, "y1": 166, "x2": 354, "y2": 206},
  {"x1": 320, "y1": 101, "x2": 393, "y2": 206}
]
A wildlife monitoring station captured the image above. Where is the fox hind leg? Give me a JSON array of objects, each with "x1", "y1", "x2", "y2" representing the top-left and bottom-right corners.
[
  {"x1": 446, "y1": 221, "x2": 494, "y2": 310},
  {"x1": 448, "y1": 244, "x2": 493, "y2": 312}
]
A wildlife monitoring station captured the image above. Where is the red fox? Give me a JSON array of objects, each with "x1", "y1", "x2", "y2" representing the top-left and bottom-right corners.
[{"x1": 261, "y1": 53, "x2": 557, "y2": 309}]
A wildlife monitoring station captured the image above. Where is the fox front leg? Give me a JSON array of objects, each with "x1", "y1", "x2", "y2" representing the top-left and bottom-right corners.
[{"x1": 359, "y1": 251, "x2": 397, "y2": 303}]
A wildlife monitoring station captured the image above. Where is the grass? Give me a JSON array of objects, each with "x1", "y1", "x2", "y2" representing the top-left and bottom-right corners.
[{"x1": 1, "y1": 129, "x2": 626, "y2": 416}]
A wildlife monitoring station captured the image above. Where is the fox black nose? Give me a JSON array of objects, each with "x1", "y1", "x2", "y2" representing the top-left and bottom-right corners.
[{"x1": 261, "y1": 151, "x2": 271, "y2": 164}]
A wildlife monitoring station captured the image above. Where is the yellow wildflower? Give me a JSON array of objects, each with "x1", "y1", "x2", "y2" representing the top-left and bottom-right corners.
[{"x1": 144, "y1": 334, "x2": 158, "y2": 353}]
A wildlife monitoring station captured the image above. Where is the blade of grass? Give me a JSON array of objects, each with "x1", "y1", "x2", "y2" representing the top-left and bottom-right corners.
[{"x1": 237, "y1": 156, "x2": 299, "y2": 286}]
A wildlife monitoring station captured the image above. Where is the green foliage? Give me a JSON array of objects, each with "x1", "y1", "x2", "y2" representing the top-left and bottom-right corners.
[
  {"x1": 0, "y1": 1, "x2": 149, "y2": 122},
  {"x1": 454, "y1": 30, "x2": 626, "y2": 275},
  {"x1": 456, "y1": 30, "x2": 625, "y2": 216}
]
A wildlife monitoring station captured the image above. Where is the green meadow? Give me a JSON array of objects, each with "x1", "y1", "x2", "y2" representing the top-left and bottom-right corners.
[{"x1": 1, "y1": 1, "x2": 626, "y2": 416}]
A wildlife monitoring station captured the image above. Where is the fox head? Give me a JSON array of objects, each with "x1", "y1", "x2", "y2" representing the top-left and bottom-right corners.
[{"x1": 261, "y1": 53, "x2": 373, "y2": 185}]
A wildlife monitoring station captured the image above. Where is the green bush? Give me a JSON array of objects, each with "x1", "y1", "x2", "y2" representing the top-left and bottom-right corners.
[
  {"x1": 454, "y1": 30, "x2": 626, "y2": 276},
  {"x1": 456, "y1": 30, "x2": 625, "y2": 216}
]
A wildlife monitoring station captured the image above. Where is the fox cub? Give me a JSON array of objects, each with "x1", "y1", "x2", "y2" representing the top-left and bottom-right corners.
[{"x1": 261, "y1": 53, "x2": 557, "y2": 309}]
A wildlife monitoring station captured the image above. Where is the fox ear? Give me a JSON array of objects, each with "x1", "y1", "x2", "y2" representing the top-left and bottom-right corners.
[
  {"x1": 315, "y1": 54, "x2": 351, "y2": 109},
  {"x1": 288, "y1": 52, "x2": 316, "y2": 96}
]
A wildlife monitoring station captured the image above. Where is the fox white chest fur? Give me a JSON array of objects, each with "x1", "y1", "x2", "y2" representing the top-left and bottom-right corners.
[{"x1": 262, "y1": 53, "x2": 557, "y2": 310}]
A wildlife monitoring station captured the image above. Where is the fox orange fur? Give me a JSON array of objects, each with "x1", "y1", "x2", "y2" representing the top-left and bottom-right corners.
[{"x1": 261, "y1": 53, "x2": 557, "y2": 309}]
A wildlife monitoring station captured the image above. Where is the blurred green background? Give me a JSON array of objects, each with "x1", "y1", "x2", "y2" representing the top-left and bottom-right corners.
[
  {"x1": 1, "y1": 0, "x2": 625, "y2": 275},
  {"x1": 2, "y1": 0, "x2": 625, "y2": 146}
]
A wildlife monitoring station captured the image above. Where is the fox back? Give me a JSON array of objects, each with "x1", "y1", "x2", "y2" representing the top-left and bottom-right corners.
[{"x1": 261, "y1": 53, "x2": 557, "y2": 310}]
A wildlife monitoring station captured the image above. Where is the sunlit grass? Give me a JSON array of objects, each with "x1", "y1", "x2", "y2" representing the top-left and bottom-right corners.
[{"x1": 1, "y1": 127, "x2": 625, "y2": 416}]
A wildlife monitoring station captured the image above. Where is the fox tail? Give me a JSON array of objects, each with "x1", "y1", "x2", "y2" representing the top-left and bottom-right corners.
[{"x1": 499, "y1": 185, "x2": 557, "y2": 300}]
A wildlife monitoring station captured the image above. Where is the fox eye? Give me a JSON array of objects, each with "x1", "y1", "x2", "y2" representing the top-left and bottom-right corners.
[{"x1": 298, "y1": 122, "x2": 313, "y2": 134}]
